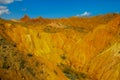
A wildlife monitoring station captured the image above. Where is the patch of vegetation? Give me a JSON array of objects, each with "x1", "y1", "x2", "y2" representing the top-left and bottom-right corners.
[
  {"x1": 64, "y1": 71, "x2": 76, "y2": 80},
  {"x1": 19, "y1": 59, "x2": 26, "y2": 69},
  {"x1": 27, "y1": 67, "x2": 35, "y2": 76},
  {"x1": 59, "y1": 64, "x2": 90, "y2": 80},
  {"x1": 13, "y1": 44, "x2": 17, "y2": 47},
  {"x1": 63, "y1": 66, "x2": 76, "y2": 80},
  {"x1": 77, "y1": 72, "x2": 87, "y2": 79},
  {"x1": 60, "y1": 54, "x2": 66, "y2": 60},
  {"x1": 2, "y1": 62, "x2": 10, "y2": 69},
  {"x1": 12, "y1": 52, "x2": 17, "y2": 56},
  {"x1": 54, "y1": 70, "x2": 58, "y2": 75},
  {"x1": 44, "y1": 27, "x2": 56, "y2": 33},
  {"x1": 40, "y1": 70, "x2": 44, "y2": 74},
  {"x1": 66, "y1": 26, "x2": 87, "y2": 33},
  {"x1": 43, "y1": 26, "x2": 62, "y2": 33},
  {"x1": 27, "y1": 53, "x2": 33, "y2": 57},
  {"x1": 118, "y1": 51, "x2": 120, "y2": 54},
  {"x1": 3, "y1": 56, "x2": 7, "y2": 61},
  {"x1": 2, "y1": 45, "x2": 7, "y2": 49},
  {"x1": 35, "y1": 61, "x2": 39, "y2": 67}
]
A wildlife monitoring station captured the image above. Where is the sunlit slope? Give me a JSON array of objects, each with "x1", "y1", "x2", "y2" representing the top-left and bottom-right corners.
[{"x1": 0, "y1": 14, "x2": 120, "y2": 80}]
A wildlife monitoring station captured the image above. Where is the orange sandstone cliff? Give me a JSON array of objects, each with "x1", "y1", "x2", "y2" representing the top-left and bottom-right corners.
[{"x1": 0, "y1": 13, "x2": 120, "y2": 80}]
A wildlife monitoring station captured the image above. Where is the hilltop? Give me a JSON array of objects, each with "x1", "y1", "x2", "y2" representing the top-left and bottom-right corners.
[{"x1": 0, "y1": 13, "x2": 120, "y2": 80}]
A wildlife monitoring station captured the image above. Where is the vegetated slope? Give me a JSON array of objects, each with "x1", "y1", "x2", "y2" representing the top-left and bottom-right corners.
[
  {"x1": 0, "y1": 36, "x2": 68, "y2": 80},
  {"x1": 0, "y1": 13, "x2": 120, "y2": 80}
]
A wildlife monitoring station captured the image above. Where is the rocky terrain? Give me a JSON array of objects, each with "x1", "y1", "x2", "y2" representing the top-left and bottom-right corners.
[{"x1": 0, "y1": 13, "x2": 120, "y2": 80}]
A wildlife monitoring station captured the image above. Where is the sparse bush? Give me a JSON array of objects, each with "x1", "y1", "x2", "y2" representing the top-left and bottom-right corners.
[
  {"x1": 19, "y1": 59, "x2": 25, "y2": 69},
  {"x1": 27, "y1": 67, "x2": 35, "y2": 76}
]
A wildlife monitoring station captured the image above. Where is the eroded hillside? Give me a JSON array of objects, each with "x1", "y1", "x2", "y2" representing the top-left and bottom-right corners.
[{"x1": 0, "y1": 13, "x2": 120, "y2": 80}]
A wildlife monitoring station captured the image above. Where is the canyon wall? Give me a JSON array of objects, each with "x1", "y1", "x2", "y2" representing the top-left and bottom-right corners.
[{"x1": 0, "y1": 14, "x2": 120, "y2": 80}]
